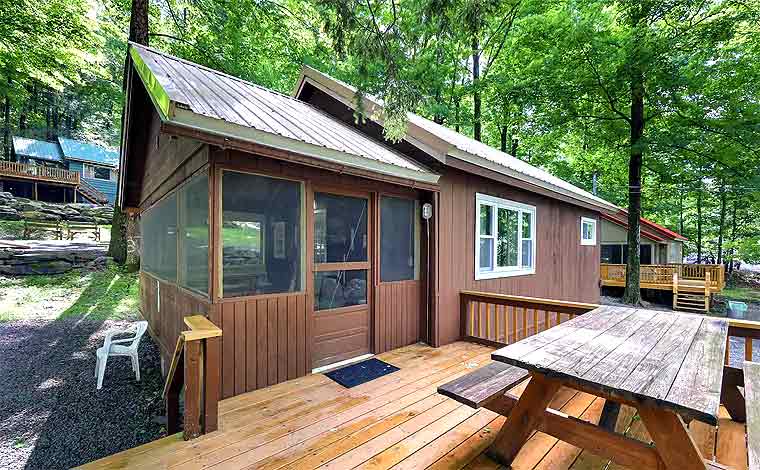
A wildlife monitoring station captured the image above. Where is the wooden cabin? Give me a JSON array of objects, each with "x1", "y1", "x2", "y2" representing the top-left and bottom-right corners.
[{"x1": 119, "y1": 42, "x2": 619, "y2": 400}]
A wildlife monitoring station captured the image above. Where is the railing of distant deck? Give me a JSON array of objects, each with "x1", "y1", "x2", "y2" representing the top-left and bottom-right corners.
[
  {"x1": 163, "y1": 315, "x2": 222, "y2": 440},
  {"x1": 460, "y1": 291, "x2": 599, "y2": 347},
  {"x1": 601, "y1": 263, "x2": 725, "y2": 292},
  {"x1": 0, "y1": 160, "x2": 80, "y2": 185}
]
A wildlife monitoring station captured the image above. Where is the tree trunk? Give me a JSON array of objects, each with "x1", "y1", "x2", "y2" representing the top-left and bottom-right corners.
[
  {"x1": 471, "y1": 36, "x2": 481, "y2": 142},
  {"x1": 2, "y1": 89, "x2": 9, "y2": 161},
  {"x1": 678, "y1": 186, "x2": 684, "y2": 235},
  {"x1": 728, "y1": 194, "x2": 737, "y2": 273},
  {"x1": 129, "y1": 0, "x2": 150, "y2": 45},
  {"x1": 510, "y1": 137, "x2": 518, "y2": 157},
  {"x1": 500, "y1": 126, "x2": 507, "y2": 152},
  {"x1": 454, "y1": 99, "x2": 460, "y2": 133},
  {"x1": 622, "y1": 65, "x2": 645, "y2": 305},
  {"x1": 717, "y1": 181, "x2": 726, "y2": 265},
  {"x1": 110, "y1": 0, "x2": 150, "y2": 267},
  {"x1": 696, "y1": 185, "x2": 703, "y2": 263}
]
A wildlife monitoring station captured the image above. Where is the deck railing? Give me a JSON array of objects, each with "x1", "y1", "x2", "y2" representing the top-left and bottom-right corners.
[
  {"x1": 0, "y1": 160, "x2": 80, "y2": 185},
  {"x1": 726, "y1": 318, "x2": 760, "y2": 365},
  {"x1": 163, "y1": 315, "x2": 222, "y2": 440},
  {"x1": 600, "y1": 263, "x2": 725, "y2": 292},
  {"x1": 460, "y1": 291, "x2": 599, "y2": 346}
]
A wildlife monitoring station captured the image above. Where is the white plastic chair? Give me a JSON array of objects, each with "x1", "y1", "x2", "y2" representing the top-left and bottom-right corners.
[{"x1": 95, "y1": 321, "x2": 149, "y2": 390}]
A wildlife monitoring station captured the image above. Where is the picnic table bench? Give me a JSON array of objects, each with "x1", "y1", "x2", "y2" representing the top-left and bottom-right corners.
[{"x1": 439, "y1": 306, "x2": 742, "y2": 470}]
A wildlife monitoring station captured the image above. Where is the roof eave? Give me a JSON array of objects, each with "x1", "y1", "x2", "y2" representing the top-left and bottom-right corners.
[
  {"x1": 448, "y1": 148, "x2": 619, "y2": 214},
  {"x1": 295, "y1": 68, "x2": 450, "y2": 164},
  {"x1": 170, "y1": 108, "x2": 440, "y2": 186}
]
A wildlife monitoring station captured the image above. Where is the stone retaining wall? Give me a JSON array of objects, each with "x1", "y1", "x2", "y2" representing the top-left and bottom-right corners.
[
  {"x1": 0, "y1": 192, "x2": 113, "y2": 224},
  {"x1": 0, "y1": 241, "x2": 110, "y2": 275}
]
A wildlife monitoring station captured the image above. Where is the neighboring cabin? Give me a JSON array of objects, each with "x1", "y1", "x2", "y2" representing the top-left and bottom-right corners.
[
  {"x1": 120, "y1": 43, "x2": 618, "y2": 399},
  {"x1": 600, "y1": 209, "x2": 686, "y2": 265},
  {"x1": 2, "y1": 136, "x2": 119, "y2": 205}
]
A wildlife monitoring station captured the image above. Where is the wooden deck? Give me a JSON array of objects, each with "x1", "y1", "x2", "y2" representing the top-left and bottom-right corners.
[
  {"x1": 600, "y1": 263, "x2": 725, "y2": 293},
  {"x1": 80, "y1": 341, "x2": 749, "y2": 470},
  {"x1": 0, "y1": 160, "x2": 80, "y2": 185}
]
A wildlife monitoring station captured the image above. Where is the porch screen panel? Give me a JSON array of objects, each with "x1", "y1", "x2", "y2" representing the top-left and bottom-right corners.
[
  {"x1": 380, "y1": 196, "x2": 418, "y2": 282},
  {"x1": 222, "y1": 171, "x2": 303, "y2": 297},
  {"x1": 141, "y1": 193, "x2": 178, "y2": 282},
  {"x1": 178, "y1": 170, "x2": 209, "y2": 296}
]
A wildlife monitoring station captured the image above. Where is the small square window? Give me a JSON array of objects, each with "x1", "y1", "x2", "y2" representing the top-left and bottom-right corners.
[{"x1": 581, "y1": 217, "x2": 597, "y2": 246}]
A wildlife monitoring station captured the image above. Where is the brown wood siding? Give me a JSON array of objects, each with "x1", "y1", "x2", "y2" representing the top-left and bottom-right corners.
[
  {"x1": 435, "y1": 169, "x2": 600, "y2": 346},
  {"x1": 375, "y1": 280, "x2": 423, "y2": 354},
  {"x1": 139, "y1": 272, "x2": 210, "y2": 357},
  {"x1": 139, "y1": 113, "x2": 208, "y2": 209},
  {"x1": 210, "y1": 293, "x2": 310, "y2": 399}
]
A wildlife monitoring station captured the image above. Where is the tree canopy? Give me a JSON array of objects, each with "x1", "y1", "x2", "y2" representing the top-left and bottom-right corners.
[{"x1": 2, "y1": 0, "x2": 759, "y2": 285}]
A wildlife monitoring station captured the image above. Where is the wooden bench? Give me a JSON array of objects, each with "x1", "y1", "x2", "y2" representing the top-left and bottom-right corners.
[
  {"x1": 65, "y1": 223, "x2": 101, "y2": 241},
  {"x1": 23, "y1": 220, "x2": 63, "y2": 240},
  {"x1": 437, "y1": 362, "x2": 530, "y2": 412},
  {"x1": 745, "y1": 361, "x2": 760, "y2": 470}
]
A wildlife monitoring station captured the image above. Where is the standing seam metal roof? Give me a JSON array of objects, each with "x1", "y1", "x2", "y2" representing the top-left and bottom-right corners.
[
  {"x1": 296, "y1": 66, "x2": 619, "y2": 212},
  {"x1": 130, "y1": 43, "x2": 434, "y2": 178},
  {"x1": 11, "y1": 137, "x2": 63, "y2": 162}
]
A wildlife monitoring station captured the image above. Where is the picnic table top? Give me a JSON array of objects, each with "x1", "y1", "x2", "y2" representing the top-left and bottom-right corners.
[{"x1": 492, "y1": 305, "x2": 729, "y2": 425}]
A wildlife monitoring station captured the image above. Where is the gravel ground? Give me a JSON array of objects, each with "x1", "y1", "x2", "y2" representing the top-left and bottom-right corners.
[{"x1": 0, "y1": 317, "x2": 164, "y2": 470}]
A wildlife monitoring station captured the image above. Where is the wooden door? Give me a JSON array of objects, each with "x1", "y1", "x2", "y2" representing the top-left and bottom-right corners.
[{"x1": 311, "y1": 190, "x2": 372, "y2": 369}]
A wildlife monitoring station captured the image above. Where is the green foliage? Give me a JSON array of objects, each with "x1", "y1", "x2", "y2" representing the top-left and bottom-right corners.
[{"x1": 0, "y1": 265, "x2": 139, "y2": 322}]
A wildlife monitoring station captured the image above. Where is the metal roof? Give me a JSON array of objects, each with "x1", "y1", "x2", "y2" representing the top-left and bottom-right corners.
[
  {"x1": 58, "y1": 138, "x2": 119, "y2": 167},
  {"x1": 128, "y1": 43, "x2": 438, "y2": 185},
  {"x1": 295, "y1": 66, "x2": 619, "y2": 213},
  {"x1": 11, "y1": 137, "x2": 63, "y2": 163}
]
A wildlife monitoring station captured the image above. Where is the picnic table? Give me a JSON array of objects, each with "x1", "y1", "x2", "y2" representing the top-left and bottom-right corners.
[{"x1": 489, "y1": 305, "x2": 729, "y2": 470}]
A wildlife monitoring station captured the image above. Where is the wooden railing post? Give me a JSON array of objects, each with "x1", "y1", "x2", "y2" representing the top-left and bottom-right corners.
[
  {"x1": 705, "y1": 272, "x2": 711, "y2": 311},
  {"x1": 672, "y1": 272, "x2": 678, "y2": 310},
  {"x1": 162, "y1": 315, "x2": 222, "y2": 440}
]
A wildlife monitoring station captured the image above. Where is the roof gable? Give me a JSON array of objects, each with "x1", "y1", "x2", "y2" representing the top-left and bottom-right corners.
[
  {"x1": 127, "y1": 43, "x2": 438, "y2": 186},
  {"x1": 601, "y1": 210, "x2": 687, "y2": 241},
  {"x1": 58, "y1": 138, "x2": 119, "y2": 167},
  {"x1": 295, "y1": 66, "x2": 619, "y2": 213},
  {"x1": 11, "y1": 137, "x2": 63, "y2": 163}
]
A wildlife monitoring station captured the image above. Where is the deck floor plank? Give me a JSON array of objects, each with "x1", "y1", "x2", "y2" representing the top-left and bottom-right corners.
[{"x1": 78, "y1": 342, "x2": 749, "y2": 470}]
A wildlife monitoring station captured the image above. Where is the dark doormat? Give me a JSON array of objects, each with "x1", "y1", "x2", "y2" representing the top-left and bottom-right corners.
[{"x1": 324, "y1": 358, "x2": 400, "y2": 388}]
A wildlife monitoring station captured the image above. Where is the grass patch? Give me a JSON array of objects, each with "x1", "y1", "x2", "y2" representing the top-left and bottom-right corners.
[
  {"x1": 0, "y1": 266, "x2": 139, "y2": 322},
  {"x1": 720, "y1": 287, "x2": 760, "y2": 303},
  {"x1": 0, "y1": 220, "x2": 24, "y2": 239}
]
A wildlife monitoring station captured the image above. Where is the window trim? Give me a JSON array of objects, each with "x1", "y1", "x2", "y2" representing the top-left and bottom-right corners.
[
  {"x1": 475, "y1": 193, "x2": 536, "y2": 280},
  {"x1": 580, "y1": 217, "x2": 597, "y2": 246},
  {"x1": 218, "y1": 168, "x2": 307, "y2": 300}
]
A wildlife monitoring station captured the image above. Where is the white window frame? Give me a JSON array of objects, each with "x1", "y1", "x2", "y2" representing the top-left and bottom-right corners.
[
  {"x1": 475, "y1": 193, "x2": 536, "y2": 280},
  {"x1": 580, "y1": 217, "x2": 597, "y2": 246}
]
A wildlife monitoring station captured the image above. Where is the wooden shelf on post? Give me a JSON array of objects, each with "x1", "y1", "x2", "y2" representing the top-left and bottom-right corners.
[{"x1": 162, "y1": 315, "x2": 222, "y2": 440}]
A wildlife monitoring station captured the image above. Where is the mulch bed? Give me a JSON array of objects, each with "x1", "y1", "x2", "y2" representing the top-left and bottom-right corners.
[{"x1": 0, "y1": 317, "x2": 165, "y2": 470}]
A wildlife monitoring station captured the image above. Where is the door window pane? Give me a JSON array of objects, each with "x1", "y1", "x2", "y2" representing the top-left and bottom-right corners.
[
  {"x1": 314, "y1": 270, "x2": 367, "y2": 310},
  {"x1": 178, "y1": 171, "x2": 209, "y2": 295},
  {"x1": 314, "y1": 193, "x2": 368, "y2": 263},
  {"x1": 222, "y1": 171, "x2": 302, "y2": 297},
  {"x1": 380, "y1": 196, "x2": 418, "y2": 282},
  {"x1": 497, "y1": 208, "x2": 519, "y2": 267}
]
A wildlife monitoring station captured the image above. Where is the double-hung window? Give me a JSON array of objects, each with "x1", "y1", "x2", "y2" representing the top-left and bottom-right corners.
[{"x1": 475, "y1": 193, "x2": 536, "y2": 280}]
